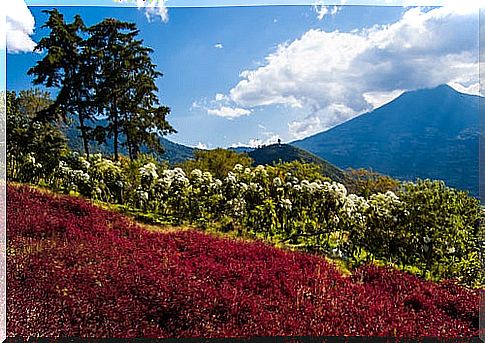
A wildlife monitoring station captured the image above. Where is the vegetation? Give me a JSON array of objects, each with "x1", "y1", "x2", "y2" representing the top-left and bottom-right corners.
[
  {"x1": 6, "y1": 9, "x2": 483, "y2": 339},
  {"x1": 28, "y1": 9, "x2": 175, "y2": 160},
  {"x1": 247, "y1": 143, "x2": 351, "y2": 187},
  {"x1": 348, "y1": 168, "x2": 401, "y2": 197},
  {"x1": 8, "y1": 185, "x2": 480, "y2": 337},
  {"x1": 8, "y1": 148, "x2": 483, "y2": 287},
  {"x1": 6, "y1": 90, "x2": 68, "y2": 182},
  {"x1": 176, "y1": 148, "x2": 253, "y2": 180}
]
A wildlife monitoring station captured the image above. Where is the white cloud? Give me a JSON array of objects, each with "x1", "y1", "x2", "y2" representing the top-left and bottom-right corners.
[
  {"x1": 4, "y1": 0, "x2": 36, "y2": 53},
  {"x1": 224, "y1": 6, "x2": 479, "y2": 138},
  {"x1": 215, "y1": 93, "x2": 227, "y2": 101},
  {"x1": 214, "y1": 43, "x2": 224, "y2": 49},
  {"x1": 313, "y1": 3, "x2": 341, "y2": 21},
  {"x1": 288, "y1": 103, "x2": 357, "y2": 139},
  {"x1": 230, "y1": 134, "x2": 282, "y2": 148},
  {"x1": 195, "y1": 142, "x2": 208, "y2": 149},
  {"x1": 207, "y1": 106, "x2": 251, "y2": 119},
  {"x1": 363, "y1": 89, "x2": 406, "y2": 108},
  {"x1": 121, "y1": 0, "x2": 169, "y2": 23},
  {"x1": 193, "y1": 93, "x2": 252, "y2": 119},
  {"x1": 233, "y1": 123, "x2": 284, "y2": 148},
  {"x1": 447, "y1": 81, "x2": 481, "y2": 96}
]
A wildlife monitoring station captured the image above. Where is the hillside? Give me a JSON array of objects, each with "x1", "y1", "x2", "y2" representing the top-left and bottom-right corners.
[
  {"x1": 247, "y1": 143, "x2": 351, "y2": 185},
  {"x1": 7, "y1": 184, "x2": 480, "y2": 337},
  {"x1": 228, "y1": 146, "x2": 255, "y2": 154},
  {"x1": 293, "y1": 85, "x2": 480, "y2": 196},
  {"x1": 62, "y1": 119, "x2": 194, "y2": 164}
]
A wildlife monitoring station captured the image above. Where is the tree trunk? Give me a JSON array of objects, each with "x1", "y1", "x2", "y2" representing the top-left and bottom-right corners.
[
  {"x1": 79, "y1": 111, "x2": 90, "y2": 158},
  {"x1": 125, "y1": 113, "x2": 134, "y2": 161},
  {"x1": 113, "y1": 100, "x2": 119, "y2": 161}
]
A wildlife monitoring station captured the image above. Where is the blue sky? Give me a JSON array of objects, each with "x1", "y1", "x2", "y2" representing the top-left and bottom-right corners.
[{"x1": 5, "y1": 1, "x2": 481, "y2": 148}]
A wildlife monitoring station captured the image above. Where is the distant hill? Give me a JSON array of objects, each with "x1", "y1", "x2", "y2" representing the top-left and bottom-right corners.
[
  {"x1": 293, "y1": 85, "x2": 480, "y2": 197},
  {"x1": 62, "y1": 119, "x2": 194, "y2": 164},
  {"x1": 248, "y1": 143, "x2": 351, "y2": 186},
  {"x1": 229, "y1": 146, "x2": 255, "y2": 154}
]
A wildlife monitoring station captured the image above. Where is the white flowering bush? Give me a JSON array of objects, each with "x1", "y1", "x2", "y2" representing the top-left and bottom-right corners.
[
  {"x1": 7, "y1": 152, "x2": 44, "y2": 184},
  {"x1": 14, "y1": 149, "x2": 483, "y2": 286},
  {"x1": 51, "y1": 152, "x2": 124, "y2": 201}
]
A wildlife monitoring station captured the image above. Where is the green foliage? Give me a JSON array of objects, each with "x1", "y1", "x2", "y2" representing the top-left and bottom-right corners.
[
  {"x1": 248, "y1": 143, "x2": 351, "y2": 187},
  {"x1": 7, "y1": 90, "x2": 68, "y2": 182},
  {"x1": 347, "y1": 168, "x2": 400, "y2": 197},
  {"x1": 87, "y1": 18, "x2": 176, "y2": 160},
  {"x1": 28, "y1": 9, "x2": 94, "y2": 156},
  {"x1": 177, "y1": 148, "x2": 253, "y2": 180},
  {"x1": 268, "y1": 160, "x2": 332, "y2": 184},
  {"x1": 397, "y1": 180, "x2": 482, "y2": 286},
  {"x1": 11, "y1": 146, "x2": 483, "y2": 287},
  {"x1": 29, "y1": 10, "x2": 175, "y2": 160}
]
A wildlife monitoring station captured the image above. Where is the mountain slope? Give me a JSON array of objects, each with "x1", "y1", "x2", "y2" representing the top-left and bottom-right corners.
[
  {"x1": 247, "y1": 143, "x2": 350, "y2": 185},
  {"x1": 293, "y1": 85, "x2": 480, "y2": 196},
  {"x1": 62, "y1": 119, "x2": 194, "y2": 164},
  {"x1": 228, "y1": 146, "x2": 255, "y2": 154}
]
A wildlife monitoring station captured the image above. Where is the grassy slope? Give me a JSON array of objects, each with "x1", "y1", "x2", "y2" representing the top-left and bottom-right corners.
[{"x1": 7, "y1": 184, "x2": 480, "y2": 338}]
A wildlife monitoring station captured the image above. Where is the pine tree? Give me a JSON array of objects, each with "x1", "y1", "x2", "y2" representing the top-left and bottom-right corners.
[
  {"x1": 28, "y1": 9, "x2": 96, "y2": 157},
  {"x1": 87, "y1": 18, "x2": 175, "y2": 160}
]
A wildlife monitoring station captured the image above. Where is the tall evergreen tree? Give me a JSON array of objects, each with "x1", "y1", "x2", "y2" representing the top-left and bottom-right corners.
[
  {"x1": 87, "y1": 18, "x2": 175, "y2": 161},
  {"x1": 29, "y1": 11, "x2": 175, "y2": 161},
  {"x1": 118, "y1": 47, "x2": 176, "y2": 160},
  {"x1": 28, "y1": 9, "x2": 95, "y2": 157}
]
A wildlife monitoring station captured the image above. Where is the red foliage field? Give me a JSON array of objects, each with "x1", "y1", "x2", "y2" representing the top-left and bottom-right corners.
[{"x1": 7, "y1": 185, "x2": 480, "y2": 338}]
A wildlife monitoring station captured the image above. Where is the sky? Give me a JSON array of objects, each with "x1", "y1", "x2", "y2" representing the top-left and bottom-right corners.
[{"x1": 2, "y1": 0, "x2": 483, "y2": 149}]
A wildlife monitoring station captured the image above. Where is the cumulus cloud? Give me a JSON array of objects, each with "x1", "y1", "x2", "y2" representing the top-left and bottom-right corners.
[
  {"x1": 447, "y1": 81, "x2": 481, "y2": 96},
  {"x1": 313, "y1": 1, "x2": 341, "y2": 21},
  {"x1": 215, "y1": 93, "x2": 227, "y2": 101},
  {"x1": 193, "y1": 93, "x2": 252, "y2": 120},
  {"x1": 121, "y1": 0, "x2": 169, "y2": 23},
  {"x1": 214, "y1": 43, "x2": 224, "y2": 49},
  {"x1": 207, "y1": 106, "x2": 251, "y2": 119},
  {"x1": 223, "y1": 5, "x2": 479, "y2": 138},
  {"x1": 362, "y1": 89, "x2": 406, "y2": 108},
  {"x1": 230, "y1": 125, "x2": 283, "y2": 148},
  {"x1": 288, "y1": 103, "x2": 357, "y2": 139},
  {"x1": 4, "y1": 0, "x2": 36, "y2": 53}
]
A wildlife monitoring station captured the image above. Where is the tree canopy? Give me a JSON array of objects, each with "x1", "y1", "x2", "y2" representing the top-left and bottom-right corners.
[
  {"x1": 177, "y1": 148, "x2": 253, "y2": 180},
  {"x1": 6, "y1": 89, "x2": 68, "y2": 180},
  {"x1": 28, "y1": 9, "x2": 175, "y2": 160}
]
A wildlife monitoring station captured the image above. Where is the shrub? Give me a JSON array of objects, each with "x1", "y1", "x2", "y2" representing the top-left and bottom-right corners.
[
  {"x1": 10, "y1": 150, "x2": 484, "y2": 287},
  {"x1": 7, "y1": 185, "x2": 480, "y2": 338}
]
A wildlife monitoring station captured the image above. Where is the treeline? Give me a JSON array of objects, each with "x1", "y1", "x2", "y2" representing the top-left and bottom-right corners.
[{"x1": 27, "y1": 9, "x2": 175, "y2": 161}]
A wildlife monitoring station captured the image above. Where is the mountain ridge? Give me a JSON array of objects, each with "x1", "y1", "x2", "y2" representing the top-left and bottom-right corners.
[
  {"x1": 292, "y1": 84, "x2": 480, "y2": 196},
  {"x1": 246, "y1": 143, "x2": 351, "y2": 186}
]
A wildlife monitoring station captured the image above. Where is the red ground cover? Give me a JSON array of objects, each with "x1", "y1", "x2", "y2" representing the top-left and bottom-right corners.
[{"x1": 7, "y1": 185, "x2": 480, "y2": 338}]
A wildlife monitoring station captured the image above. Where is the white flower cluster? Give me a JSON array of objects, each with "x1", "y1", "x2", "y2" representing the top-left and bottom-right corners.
[
  {"x1": 25, "y1": 153, "x2": 42, "y2": 170},
  {"x1": 140, "y1": 162, "x2": 158, "y2": 180},
  {"x1": 52, "y1": 157, "x2": 411, "y2": 244},
  {"x1": 369, "y1": 191, "x2": 402, "y2": 217}
]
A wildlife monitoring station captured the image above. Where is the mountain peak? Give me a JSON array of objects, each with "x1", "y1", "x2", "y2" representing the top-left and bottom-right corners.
[
  {"x1": 396, "y1": 84, "x2": 455, "y2": 99},
  {"x1": 403, "y1": 84, "x2": 473, "y2": 98},
  {"x1": 293, "y1": 84, "x2": 479, "y2": 196}
]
